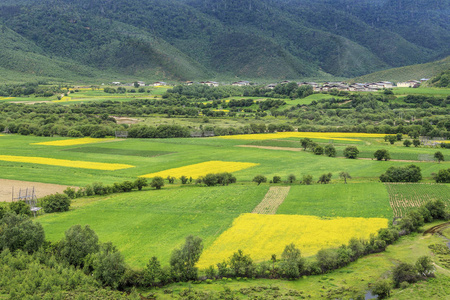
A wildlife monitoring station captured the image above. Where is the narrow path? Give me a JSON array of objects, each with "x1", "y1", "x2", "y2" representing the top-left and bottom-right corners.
[{"x1": 252, "y1": 186, "x2": 290, "y2": 215}]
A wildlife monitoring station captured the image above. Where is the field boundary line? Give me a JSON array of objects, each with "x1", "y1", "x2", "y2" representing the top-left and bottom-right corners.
[{"x1": 252, "y1": 186, "x2": 291, "y2": 214}]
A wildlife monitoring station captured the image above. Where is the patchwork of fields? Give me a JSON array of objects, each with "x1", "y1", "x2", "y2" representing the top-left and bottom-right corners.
[{"x1": 0, "y1": 133, "x2": 448, "y2": 270}]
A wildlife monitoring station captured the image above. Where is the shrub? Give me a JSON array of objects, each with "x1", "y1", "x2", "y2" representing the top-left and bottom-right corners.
[
  {"x1": 392, "y1": 262, "x2": 418, "y2": 287},
  {"x1": 379, "y1": 165, "x2": 422, "y2": 182},
  {"x1": 63, "y1": 187, "x2": 76, "y2": 199},
  {"x1": 252, "y1": 175, "x2": 267, "y2": 185},
  {"x1": 324, "y1": 144, "x2": 336, "y2": 157},
  {"x1": 40, "y1": 193, "x2": 71, "y2": 213},
  {"x1": 374, "y1": 149, "x2": 390, "y2": 161},
  {"x1": 180, "y1": 176, "x2": 189, "y2": 184},
  {"x1": 228, "y1": 250, "x2": 254, "y2": 277},
  {"x1": 403, "y1": 139, "x2": 412, "y2": 147},
  {"x1": 151, "y1": 177, "x2": 165, "y2": 190},
  {"x1": 415, "y1": 256, "x2": 435, "y2": 277},
  {"x1": 287, "y1": 174, "x2": 296, "y2": 183},
  {"x1": 413, "y1": 139, "x2": 421, "y2": 147},
  {"x1": 433, "y1": 168, "x2": 450, "y2": 183},
  {"x1": 216, "y1": 173, "x2": 236, "y2": 186},
  {"x1": 203, "y1": 173, "x2": 218, "y2": 186},
  {"x1": 120, "y1": 181, "x2": 135, "y2": 192},
  {"x1": 9, "y1": 201, "x2": 32, "y2": 216},
  {"x1": 434, "y1": 151, "x2": 444, "y2": 163},
  {"x1": 425, "y1": 200, "x2": 446, "y2": 220},
  {"x1": 301, "y1": 175, "x2": 313, "y2": 185},
  {"x1": 372, "y1": 279, "x2": 392, "y2": 299},
  {"x1": 313, "y1": 145, "x2": 323, "y2": 155},
  {"x1": 170, "y1": 235, "x2": 203, "y2": 281},
  {"x1": 59, "y1": 225, "x2": 100, "y2": 267},
  {"x1": 317, "y1": 173, "x2": 332, "y2": 184},
  {"x1": 85, "y1": 185, "x2": 94, "y2": 196},
  {"x1": 0, "y1": 212, "x2": 45, "y2": 253},
  {"x1": 272, "y1": 176, "x2": 281, "y2": 183},
  {"x1": 92, "y1": 182, "x2": 106, "y2": 195},
  {"x1": 134, "y1": 178, "x2": 148, "y2": 191},
  {"x1": 343, "y1": 146, "x2": 359, "y2": 159}
]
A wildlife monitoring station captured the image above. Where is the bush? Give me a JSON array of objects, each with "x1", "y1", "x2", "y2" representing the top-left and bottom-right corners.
[
  {"x1": 374, "y1": 149, "x2": 390, "y2": 161},
  {"x1": 317, "y1": 173, "x2": 332, "y2": 184},
  {"x1": 203, "y1": 173, "x2": 218, "y2": 186},
  {"x1": 151, "y1": 177, "x2": 165, "y2": 190},
  {"x1": 228, "y1": 250, "x2": 254, "y2": 277},
  {"x1": 252, "y1": 175, "x2": 267, "y2": 185},
  {"x1": 40, "y1": 193, "x2": 71, "y2": 213},
  {"x1": 59, "y1": 225, "x2": 100, "y2": 267},
  {"x1": 372, "y1": 279, "x2": 392, "y2": 299},
  {"x1": 392, "y1": 262, "x2": 418, "y2": 287},
  {"x1": 287, "y1": 174, "x2": 296, "y2": 183},
  {"x1": 0, "y1": 212, "x2": 45, "y2": 253},
  {"x1": 180, "y1": 176, "x2": 189, "y2": 184},
  {"x1": 313, "y1": 145, "x2": 323, "y2": 155},
  {"x1": 134, "y1": 178, "x2": 148, "y2": 190},
  {"x1": 9, "y1": 201, "x2": 32, "y2": 216},
  {"x1": 63, "y1": 187, "x2": 76, "y2": 199},
  {"x1": 216, "y1": 173, "x2": 236, "y2": 186},
  {"x1": 324, "y1": 144, "x2": 336, "y2": 157},
  {"x1": 434, "y1": 168, "x2": 450, "y2": 183},
  {"x1": 413, "y1": 139, "x2": 421, "y2": 147},
  {"x1": 379, "y1": 165, "x2": 422, "y2": 182},
  {"x1": 343, "y1": 146, "x2": 359, "y2": 159},
  {"x1": 272, "y1": 176, "x2": 281, "y2": 183},
  {"x1": 301, "y1": 175, "x2": 313, "y2": 185},
  {"x1": 403, "y1": 139, "x2": 412, "y2": 147}
]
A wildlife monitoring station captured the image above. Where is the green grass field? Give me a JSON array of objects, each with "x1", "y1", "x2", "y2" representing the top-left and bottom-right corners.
[
  {"x1": 277, "y1": 183, "x2": 392, "y2": 219},
  {"x1": 38, "y1": 185, "x2": 268, "y2": 268}
]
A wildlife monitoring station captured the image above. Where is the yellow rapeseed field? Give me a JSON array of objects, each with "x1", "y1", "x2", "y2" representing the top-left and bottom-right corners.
[
  {"x1": 0, "y1": 97, "x2": 13, "y2": 101},
  {"x1": 32, "y1": 138, "x2": 116, "y2": 146},
  {"x1": 219, "y1": 132, "x2": 386, "y2": 141},
  {"x1": 197, "y1": 214, "x2": 388, "y2": 268},
  {"x1": 0, "y1": 155, "x2": 134, "y2": 170},
  {"x1": 140, "y1": 161, "x2": 259, "y2": 178}
]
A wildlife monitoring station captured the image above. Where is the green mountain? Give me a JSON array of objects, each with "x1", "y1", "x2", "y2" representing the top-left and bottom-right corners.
[
  {"x1": 351, "y1": 56, "x2": 450, "y2": 83},
  {"x1": 0, "y1": 0, "x2": 448, "y2": 82}
]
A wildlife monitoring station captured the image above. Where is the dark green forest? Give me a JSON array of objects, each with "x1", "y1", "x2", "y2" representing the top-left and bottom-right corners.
[{"x1": 0, "y1": 0, "x2": 448, "y2": 81}]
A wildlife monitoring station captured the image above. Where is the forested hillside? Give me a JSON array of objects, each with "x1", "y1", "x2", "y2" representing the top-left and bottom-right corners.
[{"x1": 0, "y1": 0, "x2": 448, "y2": 81}]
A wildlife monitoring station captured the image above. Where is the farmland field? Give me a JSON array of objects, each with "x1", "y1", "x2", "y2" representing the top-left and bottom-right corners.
[
  {"x1": 197, "y1": 213, "x2": 388, "y2": 268},
  {"x1": 385, "y1": 183, "x2": 450, "y2": 217},
  {"x1": 38, "y1": 185, "x2": 268, "y2": 268}
]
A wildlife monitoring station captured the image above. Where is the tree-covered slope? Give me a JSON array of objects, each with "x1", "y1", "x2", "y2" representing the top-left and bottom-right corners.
[{"x1": 0, "y1": 0, "x2": 448, "y2": 81}]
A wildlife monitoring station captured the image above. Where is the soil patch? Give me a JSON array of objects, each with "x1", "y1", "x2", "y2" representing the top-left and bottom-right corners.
[
  {"x1": 252, "y1": 186, "x2": 291, "y2": 214},
  {"x1": 0, "y1": 179, "x2": 76, "y2": 202},
  {"x1": 113, "y1": 116, "x2": 141, "y2": 125}
]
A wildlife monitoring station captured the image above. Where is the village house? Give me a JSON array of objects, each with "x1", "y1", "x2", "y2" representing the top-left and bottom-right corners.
[
  {"x1": 153, "y1": 81, "x2": 167, "y2": 86},
  {"x1": 232, "y1": 81, "x2": 250, "y2": 86}
]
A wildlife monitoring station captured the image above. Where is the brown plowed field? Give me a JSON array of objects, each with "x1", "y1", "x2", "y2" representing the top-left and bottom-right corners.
[{"x1": 0, "y1": 179, "x2": 76, "y2": 202}]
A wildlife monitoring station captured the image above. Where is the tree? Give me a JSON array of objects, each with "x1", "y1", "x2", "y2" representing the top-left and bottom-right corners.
[
  {"x1": 59, "y1": 225, "x2": 100, "y2": 267},
  {"x1": 339, "y1": 172, "x2": 351, "y2": 184},
  {"x1": 144, "y1": 256, "x2": 162, "y2": 286},
  {"x1": 300, "y1": 138, "x2": 313, "y2": 150},
  {"x1": 413, "y1": 139, "x2": 421, "y2": 147},
  {"x1": 379, "y1": 165, "x2": 422, "y2": 182},
  {"x1": 180, "y1": 176, "x2": 189, "y2": 184},
  {"x1": 434, "y1": 151, "x2": 444, "y2": 163},
  {"x1": 403, "y1": 139, "x2": 412, "y2": 147},
  {"x1": 40, "y1": 193, "x2": 71, "y2": 213},
  {"x1": 203, "y1": 173, "x2": 218, "y2": 186},
  {"x1": 134, "y1": 178, "x2": 148, "y2": 191},
  {"x1": 287, "y1": 174, "x2": 296, "y2": 183},
  {"x1": 301, "y1": 174, "x2": 313, "y2": 185},
  {"x1": 343, "y1": 146, "x2": 359, "y2": 159},
  {"x1": 228, "y1": 249, "x2": 254, "y2": 277},
  {"x1": 324, "y1": 144, "x2": 336, "y2": 157},
  {"x1": 0, "y1": 212, "x2": 45, "y2": 253},
  {"x1": 92, "y1": 244, "x2": 126, "y2": 288},
  {"x1": 216, "y1": 172, "x2": 236, "y2": 186},
  {"x1": 280, "y1": 243, "x2": 303, "y2": 279},
  {"x1": 392, "y1": 262, "x2": 418, "y2": 287},
  {"x1": 433, "y1": 168, "x2": 450, "y2": 183},
  {"x1": 170, "y1": 235, "x2": 203, "y2": 281},
  {"x1": 374, "y1": 149, "x2": 390, "y2": 161},
  {"x1": 253, "y1": 175, "x2": 267, "y2": 185},
  {"x1": 151, "y1": 177, "x2": 164, "y2": 189},
  {"x1": 9, "y1": 201, "x2": 32, "y2": 216},
  {"x1": 388, "y1": 135, "x2": 397, "y2": 144},
  {"x1": 372, "y1": 279, "x2": 392, "y2": 299},
  {"x1": 272, "y1": 176, "x2": 281, "y2": 183},
  {"x1": 396, "y1": 133, "x2": 403, "y2": 141},
  {"x1": 133, "y1": 82, "x2": 140, "y2": 88},
  {"x1": 318, "y1": 173, "x2": 332, "y2": 184},
  {"x1": 313, "y1": 145, "x2": 323, "y2": 155},
  {"x1": 415, "y1": 256, "x2": 435, "y2": 277}
]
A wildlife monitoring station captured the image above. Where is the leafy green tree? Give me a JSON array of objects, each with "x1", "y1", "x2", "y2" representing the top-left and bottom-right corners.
[
  {"x1": 392, "y1": 262, "x2": 418, "y2": 287},
  {"x1": 287, "y1": 174, "x2": 296, "y2": 183},
  {"x1": 272, "y1": 176, "x2": 281, "y2": 183},
  {"x1": 216, "y1": 172, "x2": 236, "y2": 186},
  {"x1": 170, "y1": 235, "x2": 203, "y2": 281},
  {"x1": 403, "y1": 139, "x2": 412, "y2": 147},
  {"x1": 300, "y1": 138, "x2": 313, "y2": 150},
  {"x1": 339, "y1": 172, "x2": 351, "y2": 184},
  {"x1": 280, "y1": 243, "x2": 303, "y2": 279},
  {"x1": 59, "y1": 225, "x2": 100, "y2": 267},
  {"x1": 433, "y1": 168, "x2": 450, "y2": 183},
  {"x1": 396, "y1": 133, "x2": 403, "y2": 141},
  {"x1": 388, "y1": 135, "x2": 397, "y2": 144},
  {"x1": 151, "y1": 177, "x2": 164, "y2": 189},
  {"x1": 9, "y1": 201, "x2": 31, "y2": 217},
  {"x1": 228, "y1": 249, "x2": 254, "y2": 277},
  {"x1": 374, "y1": 149, "x2": 390, "y2": 161},
  {"x1": 301, "y1": 174, "x2": 313, "y2": 185},
  {"x1": 425, "y1": 200, "x2": 446, "y2": 220},
  {"x1": 379, "y1": 165, "x2": 422, "y2": 182},
  {"x1": 415, "y1": 256, "x2": 435, "y2": 277},
  {"x1": 0, "y1": 212, "x2": 45, "y2": 253},
  {"x1": 413, "y1": 139, "x2": 421, "y2": 147},
  {"x1": 324, "y1": 144, "x2": 336, "y2": 157},
  {"x1": 63, "y1": 187, "x2": 76, "y2": 199},
  {"x1": 134, "y1": 178, "x2": 148, "y2": 191},
  {"x1": 92, "y1": 244, "x2": 126, "y2": 288},
  {"x1": 343, "y1": 146, "x2": 359, "y2": 159},
  {"x1": 317, "y1": 173, "x2": 332, "y2": 184},
  {"x1": 144, "y1": 256, "x2": 162, "y2": 286},
  {"x1": 40, "y1": 193, "x2": 71, "y2": 213},
  {"x1": 180, "y1": 176, "x2": 189, "y2": 184},
  {"x1": 372, "y1": 279, "x2": 392, "y2": 299},
  {"x1": 252, "y1": 175, "x2": 267, "y2": 185},
  {"x1": 313, "y1": 145, "x2": 324, "y2": 155},
  {"x1": 203, "y1": 173, "x2": 218, "y2": 186},
  {"x1": 434, "y1": 151, "x2": 444, "y2": 163}
]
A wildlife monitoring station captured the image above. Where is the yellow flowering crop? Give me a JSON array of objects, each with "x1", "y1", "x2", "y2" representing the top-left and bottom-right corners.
[
  {"x1": 0, "y1": 97, "x2": 12, "y2": 101},
  {"x1": 219, "y1": 132, "x2": 386, "y2": 141},
  {"x1": 0, "y1": 155, "x2": 134, "y2": 170},
  {"x1": 197, "y1": 214, "x2": 388, "y2": 268},
  {"x1": 140, "y1": 161, "x2": 259, "y2": 178},
  {"x1": 32, "y1": 138, "x2": 116, "y2": 146}
]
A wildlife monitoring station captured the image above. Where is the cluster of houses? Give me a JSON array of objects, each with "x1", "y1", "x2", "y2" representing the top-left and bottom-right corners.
[{"x1": 110, "y1": 78, "x2": 430, "y2": 91}]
